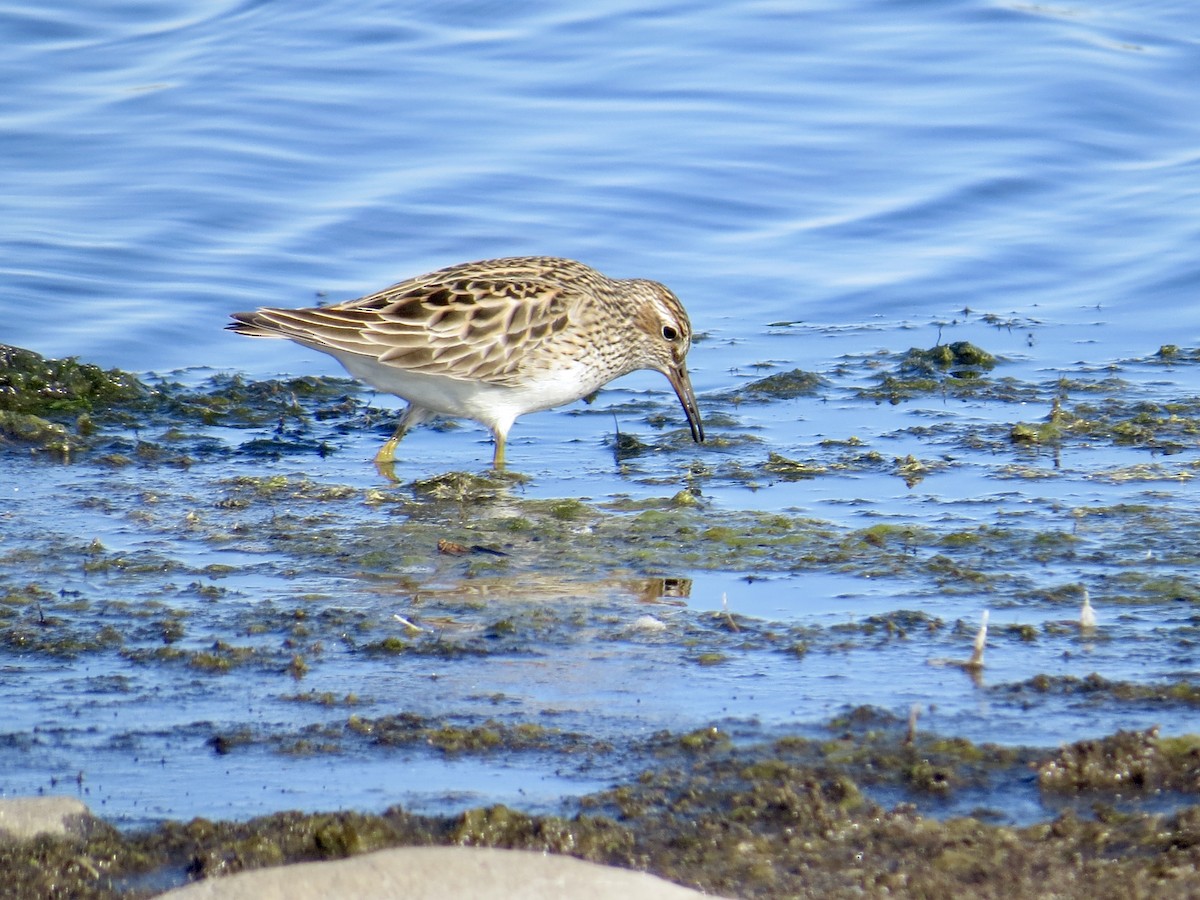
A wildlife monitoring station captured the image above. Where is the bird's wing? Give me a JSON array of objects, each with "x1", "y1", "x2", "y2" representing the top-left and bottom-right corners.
[{"x1": 229, "y1": 268, "x2": 582, "y2": 386}]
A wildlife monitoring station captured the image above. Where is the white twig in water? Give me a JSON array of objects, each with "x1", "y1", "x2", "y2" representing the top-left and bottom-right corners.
[
  {"x1": 719, "y1": 591, "x2": 740, "y2": 631},
  {"x1": 1079, "y1": 586, "x2": 1097, "y2": 629},
  {"x1": 905, "y1": 704, "x2": 920, "y2": 745},
  {"x1": 392, "y1": 614, "x2": 425, "y2": 632},
  {"x1": 928, "y1": 609, "x2": 987, "y2": 672},
  {"x1": 969, "y1": 609, "x2": 989, "y2": 669}
]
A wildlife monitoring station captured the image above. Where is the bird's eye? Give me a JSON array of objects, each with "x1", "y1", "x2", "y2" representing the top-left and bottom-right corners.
[{"x1": 661, "y1": 325, "x2": 678, "y2": 341}]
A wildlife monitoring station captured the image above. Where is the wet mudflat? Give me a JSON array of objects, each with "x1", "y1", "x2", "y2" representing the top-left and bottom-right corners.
[{"x1": 1, "y1": 328, "x2": 1198, "y2": 897}]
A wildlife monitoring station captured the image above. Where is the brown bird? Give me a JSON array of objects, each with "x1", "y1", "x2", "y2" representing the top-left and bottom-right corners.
[{"x1": 227, "y1": 256, "x2": 704, "y2": 468}]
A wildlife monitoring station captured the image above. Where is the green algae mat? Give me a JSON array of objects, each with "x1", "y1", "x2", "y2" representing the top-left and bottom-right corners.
[{"x1": 1, "y1": 342, "x2": 1199, "y2": 898}]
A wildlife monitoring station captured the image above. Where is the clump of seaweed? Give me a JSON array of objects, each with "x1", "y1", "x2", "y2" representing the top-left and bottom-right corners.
[
  {"x1": 0, "y1": 344, "x2": 146, "y2": 455},
  {"x1": 1038, "y1": 727, "x2": 1200, "y2": 794},
  {"x1": 0, "y1": 344, "x2": 145, "y2": 416},
  {"x1": 738, "y1": 368, "x2": 826, "y2": 400},
  {"x1": 858, "y1": 341, "x2": 999, "y2": 404}
]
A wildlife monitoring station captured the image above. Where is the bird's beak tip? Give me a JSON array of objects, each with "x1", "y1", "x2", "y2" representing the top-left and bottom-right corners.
[{"x1": 667, "y1": 364, "x2": 704, "y2": 445}]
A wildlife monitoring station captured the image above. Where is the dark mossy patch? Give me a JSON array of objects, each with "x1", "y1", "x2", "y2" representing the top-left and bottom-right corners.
[
  {"x1": 910, "y1": 341, "x2": 997, "y2": 373},
  {"x1": 0, "y1": 409, "x2": 82, "y2": 455},
  {"x1": 0, "y1": 346, "x2": 374, "y2": 461},
  {"x1": 996, "y1": 673, "x2": 1200, "y2": 708},
  {"x1": 669, "y1": 726, "x2": 732, "y2": 753},
  {"x1": 344, "y1": 712, "x2": 610, "y2": 756},
  {"x1": 6, "y1": 725, "x2": 1198, "y2": 900},
  {"x1": 1010, "y1": 392, "x2": 1200, "y2": 456},
  {"x1": 0, "y1": 344, "x2": 145, "y2": 417},
  {"x1": 737, "y1": 368, "x2": 826, "y2": 400},
  {"x1": 278, "y1": 691, "x2": 361, "y2": 708},
  {"x1": 762, "y1": 451, "x2": 826, "y2": 480},
  {"x1": 2, "y1": 340, "x2": 1200, "y2": 898},
  {"x1": 893, "y1": 453, "x2": 933, "y2": 487},
  {"x1": 121, "y1": 642, "x2": 260, "y2": 673},
  {"x1": 1038, "y1": 727, "x2": 1200, "y2": 794},
  {"x1": 219, "y1": 474, "x2": 357, "y2": 502},
  {"x1": 356, "y1": 633, "x2": 494, "y2": 658},
  {"x1": 1138, "y1": 345, "x2": 1200, "y2": 366},
  {"x1": 857, "y1": 342, "x2": 1000, "y2": 404},
  {"x1": 409, "y1": 470, "x2": 528, "y2": 503},
  {"x1": 1106, "y1": 571, "x2": 1200, "y2": 603},
  {"x1": 854, "y1": 609, "x2": 945, "y2": 638},
  {"x1": 611, "y1": 430, "x2": 653, "y2": 459}
]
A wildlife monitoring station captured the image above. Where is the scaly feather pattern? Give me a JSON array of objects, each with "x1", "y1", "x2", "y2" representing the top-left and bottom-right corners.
[{"x1": 227, "y1": 256, "x2": 703, "y2": 469}]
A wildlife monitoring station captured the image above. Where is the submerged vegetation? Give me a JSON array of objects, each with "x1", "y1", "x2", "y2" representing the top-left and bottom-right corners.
[
  {"x1": 2, "y1": 338, "x2": 1200, "y2": 897},
  {"x1": 3, "y1": 723, "x2": 1200, "y2": 898}
]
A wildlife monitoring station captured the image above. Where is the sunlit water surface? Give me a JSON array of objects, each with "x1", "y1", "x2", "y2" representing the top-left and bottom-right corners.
[{"x1": 2, "y1": 0, "x2": 1198, "y2": 828}]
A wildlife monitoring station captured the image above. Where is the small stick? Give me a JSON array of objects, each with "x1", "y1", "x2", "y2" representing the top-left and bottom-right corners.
[
  {"x1": 1079, "y1": 587, "x2": 1097, "y2": 630},
  {"x1": 720, "y1": 592, "x2": 740, "y2": 632},
  {"x1": 904, "y1": 704, "x2": 920, "y2": 745}
]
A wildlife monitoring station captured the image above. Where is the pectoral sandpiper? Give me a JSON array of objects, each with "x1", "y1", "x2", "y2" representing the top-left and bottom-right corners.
[{"x1": 227, "y1": 256, "x2": 704, "y2": 468}]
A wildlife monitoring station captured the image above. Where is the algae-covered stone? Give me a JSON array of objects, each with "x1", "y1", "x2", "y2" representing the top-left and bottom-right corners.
[
  {"x1": 858, "y1": 341, "x2": 1000, "y2": 403},
  {"x1": 0, "y1": 409, "x2": 78, "y2": 453},
  {"x1": 0, "y1": 344, "x2": 144, "y2": 415},
  {"x1": 900, "y1": 341, "x2": 997, "y2": 377},
  {"x1": 1037, "y1": 727, "x2": 1200, "y2": 794},
  {"x1": 739, "y1": 368, "x2": 825, "y2": 399},
  {"x1": 0, "y1": 344, "x2": 144, "y2": 453},
  {"x1": 762, "y1": 451, "x2": 825, "y2": 480}
]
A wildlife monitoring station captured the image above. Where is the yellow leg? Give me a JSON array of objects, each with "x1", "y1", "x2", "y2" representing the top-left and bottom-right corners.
[
  {"x1": 372, "y1": 404, "x2": 431, "y2": 469},
  {"x1": 491, "y1": 432, "x2": 506, "y2": 470},
  {"x1": 373, "y1": 423, "x2": 408, "y2": 483},
  {"x1": 374, "y1": 423, "x2": 407, "y2": 465}
]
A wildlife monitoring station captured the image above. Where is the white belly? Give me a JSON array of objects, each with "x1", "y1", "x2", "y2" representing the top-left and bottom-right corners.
[{"x1": 330, "y1": 350, "x2": 607, "y2": 434}]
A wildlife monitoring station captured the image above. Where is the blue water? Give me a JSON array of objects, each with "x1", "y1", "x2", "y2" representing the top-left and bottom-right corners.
[
  {"x1": 3, "y1": 0, "x2": 1200, "y2": 828},
  {"x1": 4, "y1": 0, "x2": 1198, "y2": 381}
]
